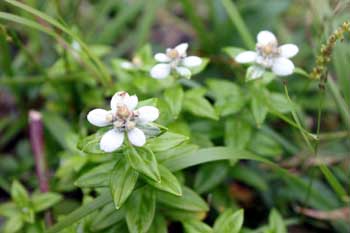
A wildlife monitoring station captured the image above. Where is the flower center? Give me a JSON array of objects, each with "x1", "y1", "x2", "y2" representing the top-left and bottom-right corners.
[
  {"x1": 166, "y1": 49, "x2": 180, "y2": 59},
  {"x1": 256, "y1": 42, "x2": 279, "y2": 67},
  {"x1": 109, "y1": 104, "x2": 137, "y2": 131}
]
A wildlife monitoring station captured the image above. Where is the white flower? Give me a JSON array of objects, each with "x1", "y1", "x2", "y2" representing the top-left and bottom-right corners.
[
  {"x1": 235, "y1": 30, "x2": 299, "y2": 80},
  {"x1": 150, "y1": 43, "x2": 202, "y2": 79},
  {"x1": 87, "y1": 91, "x2": 159, "y2": 152}
]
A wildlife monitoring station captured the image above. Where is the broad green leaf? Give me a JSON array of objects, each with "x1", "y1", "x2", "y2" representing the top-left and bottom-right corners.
[
  {"x1": 230, "y1": 166, "x2": 268, "y2": 192},
  {"x1": 266, "y1": 209, "x2": 287, "y2": 233},
  {"x1": 90, "y1": 203, "x2": 125, "y2": 231},
  {"x1": 157, "y1": 186, "x2": 208, "y2": 212},
  {"x1": 225, "y1": 117, "x2": 252, "y2": 150},
  {"x1": 184, "y1": 88, "x2": 218, "y2": 120},
  {"x1": 145, "y1": 165, "x2": 182, "y2": 196},
  {"x1": 148, "y1": 132, "x2": 189, "y2": 152},
  {"x1": 77, "y1": 130, "x2": 107, "y2": 154},
  {"x1": 194, "y1": 162, "x2": 229, "y2": 194},
  {"x1": 207, "y1": 80, "x2": 245, "y2": 116},
  {"x1": 32, "y1": 192, "x2": 62, "y2": 212},
  {"x1": 164, "y1": 85, "x2": 184, "y2": 119},
  {"x1": 126, "y1": 146, "x2": 160, "y2": 182},
  {"x1": 249, "y1": 132, "x2": 282, "y2": 158},
  {"x1": 126, "y1": 187, "x2": 156, "y2": 233},
  {"x1": 182, "y1": 219, "x2": 213, "y2": 233},
  {"x1": 110, "y1": 158, "x2": 139, "y2": 209},
  {"x1": 156, "y1": 143, "x2": 198, "y2": 162},
  {"x1": 251, "y1": 88, "x2": 268, "y2": 127},
  {"x1": 147, "y1": 214, "x2": 167, "y2": 233},
  {"x1": 75, "y1": 162, "x2": 116, "y2": 187},
  {"x1": 213, "y1": 209, "x2": 244, "y2": 233},
  {"x1": 0, "y1": 203, "x2": 18, "y2": 217},
  {"x1": 4, "y1": 213, "x2": 23, "y2": 233},
  {"x1": 223, "y1": 47, "x2": 245, "y2": 58},
  {"x1": 267, "y1": 92, "x2": 292, "y2": 113},
  {"x1": 11, "y1": 181, "x2": 29, "y2": 207}
]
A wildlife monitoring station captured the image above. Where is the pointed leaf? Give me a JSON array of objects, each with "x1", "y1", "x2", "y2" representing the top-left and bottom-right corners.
[
  {"x1": 126, "y1": 146, "x2": 160, "y2": 182},
  {"x1": 145, "y1": 165, "x2": 182, "y2": 196},
  {"x1": 126, "y1": 187, "x2": 156, "y2": 233},
  {"x1": 213, "y1": 209, "x2": 244, "y2": 233},
  {"x1": 110, "y1": 158, "x2": 139, "y2": 209},
  {"x1": 157, "y1": 186, "x2": 208, "y2": 212}
]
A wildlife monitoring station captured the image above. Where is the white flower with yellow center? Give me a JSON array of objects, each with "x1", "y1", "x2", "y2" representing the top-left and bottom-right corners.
[
  {"x1": 150, "y1": 43, "x2": 202, "y2": 79},
  {"x1": 235, "y1": 30, "x2": 299, "y2": 80},
  {"x1": 87, "y1": 91, "x2": 159, "y2": 152}
]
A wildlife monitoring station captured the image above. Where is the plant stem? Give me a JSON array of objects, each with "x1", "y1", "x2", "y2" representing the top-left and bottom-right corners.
[{"x1": 29, "y1": 110, "x2": 52, "y2": 226}]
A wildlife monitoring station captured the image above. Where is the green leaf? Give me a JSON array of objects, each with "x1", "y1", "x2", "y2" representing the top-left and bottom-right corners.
[
  {"x1": 11, "y1": 181, "x2": 29, "y2": 207},
  {"x1": 213, "y1": 209, "x2": 244, "y2": 233},
  {"x1": 267, "y1": 209, "x2": 287, "y2": 233},
  {"x1": 31, "y1": 192, "x2": 62, "y2": 212},
  {"x1": 157, "y1": 186, "x2": 208, "y2": 212},
  {"x1": 147, "y1": 214, "x2": 167, "y2": 233},
  {"x1": 184, "y1": 88, "x2": 218, "y2": 120},
  {"x1": 251, "y1": 87, "x2": 268, "y2": 127},
  {"x1": 207, "y1": 80, "x2": 245, "y2": 116},
  {"x1": 156, "y1": 143, "x2": 198, "y2": 162},
  {"x1": 182, "y1": 219, "x2": 213, "y2": 233},
  {"x1": 110, "y1": 158, "x2": 139, "y2": 209},
  {"x1": 145, "y1": 165, "x2": 182, "y2": 196},
  {"x1": 148, "y1": 132, "x2": 189, "y2": 152},
  {"x1": 164, "y1": 85, "x2": 184, "y2": 119},
  {"x1": 126, "y1": 146, "x2": 160, "y2": 182},
  {"x1": 90, "y1": 203, "x2": 125, "y2": 231},
  {"x1": 47, "y1": 192, "x2": 113, "y2": 233},
  {"x1": 77, "y1": 130, "x2": 107, "y2": 154},
  {"x1": 126, "y1": 187, "x2": 156, "y2": 233},
  {"x1": 75, "y1": 162, "x2": 116, "y2": 187},
  {"x1": 223, "y1": 47, "x2": 245, "y2": 58},
  {"x1": 249, "y1": 132, "x2": 283, "y2": 158},
  {"x1": 4, "y1": 213, "x2": 24, "y2": 233},
  {"x1": 225, "y1": 117, "x2": 252, "y2": 150},
  {"x1": 0, "y1": 203, "x2": 18, "y2": 217},
  {"x1": 267, "y1": 93, "x2": 292, "y2": 113},
  {"x1": 194, "y1": 162, "x2": 229, "y2": 194}
]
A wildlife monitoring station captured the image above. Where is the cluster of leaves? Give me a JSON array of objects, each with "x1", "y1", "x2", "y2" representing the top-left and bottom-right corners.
[{"x1": 1, "y1": 0, "x2": 350, "y2": 233}]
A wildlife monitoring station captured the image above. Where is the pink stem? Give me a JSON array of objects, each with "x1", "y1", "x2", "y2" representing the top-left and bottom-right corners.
[{"x1": 29, "y1": 110, "x2": 52, "y2": 226}]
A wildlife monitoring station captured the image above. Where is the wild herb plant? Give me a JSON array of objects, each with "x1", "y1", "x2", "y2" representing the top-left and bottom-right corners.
[{"x1": 0, "y1": 1, "x2": 350, "y2": 233}]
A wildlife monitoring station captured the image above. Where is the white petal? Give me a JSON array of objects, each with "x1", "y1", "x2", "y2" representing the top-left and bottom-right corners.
[
  {"x1": 257, "y1": 30, "x2": 277, "y2": 45},
  {"x1": 176, "y1": 66, "x2": 191, "y2": 78},
  {"x1": 100, "y1": 129, "x2": 124, "y2": 152},
  {"x1": 235, "y1": 51, "x2": 257, "y2": 63},
  {"x1": 110, "y1": 92, "x2": 138, "y2": 111},
  {"x1": 150, "y1": 63, "x2": 171, "y2": 79},
  {"x1": 154, "y1": 53, "x2": 171, "y2": 62},
  {"x1": 182, "y1": 56, "x2": 202, "y2": 67},
  {"x1": 87, "y1": 109, "x2": 111, "y2": 127},
  {"x1": 272, "y1": 57, "x2": 295, "y2": 76},
  {"x1": 127, "y1": 128, "x2": 146, "y2": 147},
  {"x1": 137, "y1": 106, "x2": 159, "y2": 123},
  {"x1": 279, "y1": 44, "x2": 299, "y2": 58},
  {"x1": 174, "y1": 43, "x2": 188, "y2": 56}
]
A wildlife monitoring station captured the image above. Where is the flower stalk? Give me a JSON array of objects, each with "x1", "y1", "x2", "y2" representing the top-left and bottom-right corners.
[{"x1": 28, "y1": 110, "x2": 52, "y2": 226}]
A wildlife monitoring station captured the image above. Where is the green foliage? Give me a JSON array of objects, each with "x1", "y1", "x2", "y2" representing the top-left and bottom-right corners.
[{"x1": 1, "y1": 0, "x2": 350, "y2": 233}]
